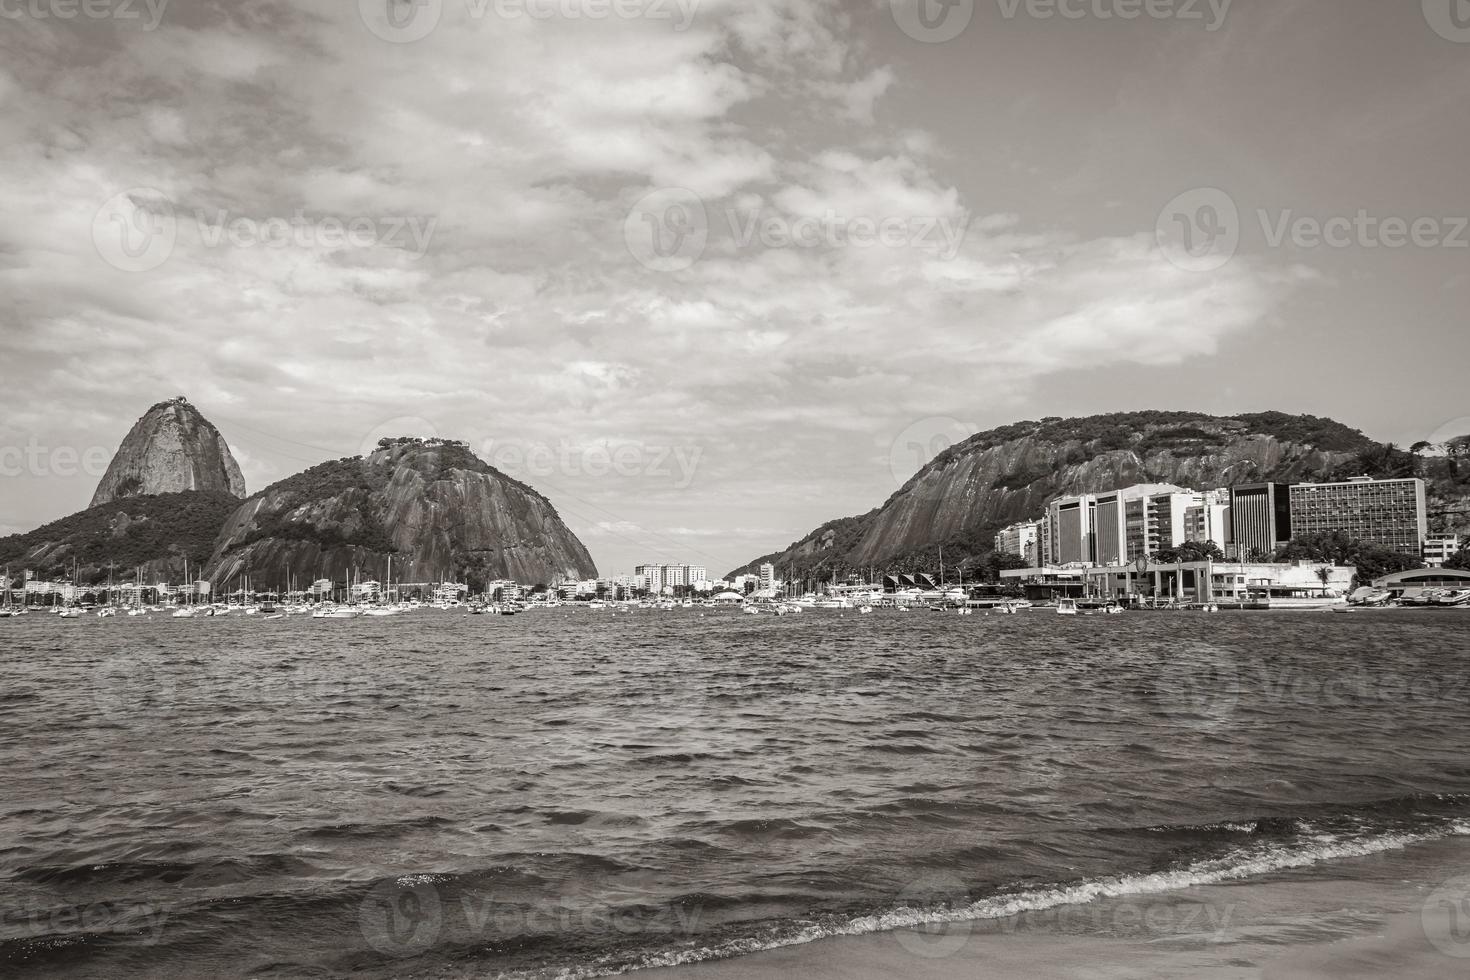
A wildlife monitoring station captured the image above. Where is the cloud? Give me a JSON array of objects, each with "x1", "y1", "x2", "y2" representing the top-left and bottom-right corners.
[{"x1": 0, "y1": 0, "x2": 1301, "y2": 575}]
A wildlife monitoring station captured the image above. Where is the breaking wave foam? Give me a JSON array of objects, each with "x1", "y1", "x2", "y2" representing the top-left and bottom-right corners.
[{"x1": 516, "y1": 815, "x2": 1470, "y2": 980}]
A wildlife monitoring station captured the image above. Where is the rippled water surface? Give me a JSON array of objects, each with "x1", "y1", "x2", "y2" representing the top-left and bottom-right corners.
[{"x1": 3, "y1": 608, "x2": 1469, "y2": 977}]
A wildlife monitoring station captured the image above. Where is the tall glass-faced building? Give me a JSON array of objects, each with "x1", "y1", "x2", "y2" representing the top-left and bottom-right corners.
[
  {"x1": 1286, "y1": 477, "x2": 1427, "y2": 556},
  {"x1": 1228, "y1": 483, "x2": 1294, "y2": 559}
]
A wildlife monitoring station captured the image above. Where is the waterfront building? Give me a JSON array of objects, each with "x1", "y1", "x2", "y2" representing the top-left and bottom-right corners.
[
  {"x1": 634, "y1": 563, "x2": 709, "y2": 593},
  {"x1": 1424, "y1": 534, "x2": 1461, "y2": 567},
  {"x1": 432, "y1": 581, "x2": 466, "y2": 603},
  {"x1": 1371, "y1": 566, "x2": 1470, "y2": 596},
  {"x1": 351, "y1": 579, "x2": 381, "y2": 603},
  {"x1": 759, "y1": 562, "x2": 776, "y2": 592},
  {"x1": 1183, "y1": 490, "x2": 1232, "y2": 548},
  {"x1": 1001, "y1": 560, "x2": 1352, "y2": 605},
  {"x1": 994, "y1": 520, "x2": 1043, "y2": 565},
  {"x1": 1229, "y1": 483, "x2": 1294, "y2": 559},
  {"x1": 1047, "y1": 495, "x2": 1094, "y2": 565},
  {"x1": 1048, "y1": 484, "x2": 1190, "y2": 565},
  {"x1": 1287, "y1": 476, "x2": 1427, "y2": 557}
]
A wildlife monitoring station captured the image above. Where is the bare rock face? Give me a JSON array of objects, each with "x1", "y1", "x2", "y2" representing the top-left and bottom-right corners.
[
  {"x1": 205, "y1": 438, "x2": 597, "y2": 587},
  {"x1": 91, "y1": 396, "x2": 246, "y2": 506},
  {"x1": 731, "y1": 411, "x2": 1375, "y2": 575}
]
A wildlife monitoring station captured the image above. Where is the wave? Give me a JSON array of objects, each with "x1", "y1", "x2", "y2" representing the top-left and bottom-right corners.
[{"x1": 504, "y1": 797, "x2": 1470, "y2": 980}]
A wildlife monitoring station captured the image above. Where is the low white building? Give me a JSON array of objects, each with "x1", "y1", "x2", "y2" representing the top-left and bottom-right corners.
[
  {"x1": 1001, "y1": 560, "x2": 1354, "y2": 604},
  {"x1": 1423, "y1": 534, "x2": 1461, "y2": 567}
]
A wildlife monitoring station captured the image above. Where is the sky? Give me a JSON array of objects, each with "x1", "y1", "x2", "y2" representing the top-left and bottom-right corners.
[{"x1": 1, "y1": 0, "x2": 1468, "y2": 576}]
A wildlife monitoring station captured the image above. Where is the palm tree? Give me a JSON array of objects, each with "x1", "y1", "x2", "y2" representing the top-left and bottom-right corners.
[{"x1": 1315, "y1": 565, "x2": 1334, "y2": 596}]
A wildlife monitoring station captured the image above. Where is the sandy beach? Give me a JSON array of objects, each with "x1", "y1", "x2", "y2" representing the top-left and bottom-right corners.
[{"x1": 640, "y1": 835, "x2": 1470, "y2": 980}]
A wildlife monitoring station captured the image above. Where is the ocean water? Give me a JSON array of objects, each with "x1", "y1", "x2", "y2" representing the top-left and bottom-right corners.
[{"x1": 2, "y1": 608, "x2": 1468, "y2": 978}]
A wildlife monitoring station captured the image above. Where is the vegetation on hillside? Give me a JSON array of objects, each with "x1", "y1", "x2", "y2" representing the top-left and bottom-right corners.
[{"x1": 0, "y1": 492, "x2": 238, "y2": 583}]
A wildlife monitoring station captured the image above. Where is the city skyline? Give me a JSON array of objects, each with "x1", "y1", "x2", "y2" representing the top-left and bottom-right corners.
[{"x1": 4, "y1": 1, "x2": 1469, "y2": 576}]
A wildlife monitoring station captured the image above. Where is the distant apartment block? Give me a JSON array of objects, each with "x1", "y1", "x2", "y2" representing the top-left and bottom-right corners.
[
  {"x1": 995, "y1": 520, "x2": 1043, "y2": 565},
  {"x1": 1287, "y1": 477, "x2": 1427, "y2": 556},
  {"x1": 1424, "y1": 534, "x2": 1462, "y2": 567},
  {"x1": 758, "y1": 562, "x2": 777, "y2": 592},
  {"x1": 1229, "y1": 483, "x2": 1294, "y2": 559},
  {"x1": 633, "y1": 563, "x2": 709, "y2": 591}
]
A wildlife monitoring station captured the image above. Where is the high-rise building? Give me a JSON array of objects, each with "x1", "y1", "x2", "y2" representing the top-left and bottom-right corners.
[
  {"x1": 1093, "y1": 491, "x2": 1126, "y2": 565},
  {"x1": 1047, "y1": 495, "x2": 1093, "y2": 564},
  {"x1": 1053, "y1": 484, "x2": 1191, "y2": 565},
  {"x1": 1229, "y1": 483, "x2": 1294, "y2": 559},
  {"x1": 1287, "y1": 477, "x2": 1428, "y2": 556},
  {"x1": 995, "y1": 520, "x2": 1043, "y2": 565},
  {"x1": 759, "y1": 562, "x2": 776, "y2": 591},
  {"x1": 1183, "y1": 490, "x2": 1232, "y2": 548}
]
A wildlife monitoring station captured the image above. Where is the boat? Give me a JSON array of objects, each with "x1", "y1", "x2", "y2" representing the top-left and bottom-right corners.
[
  {"x1": 1056, "y1": 598, "x2": 1078, "y2": 616},
  {"x1": 858, "y1": 605, "x2": 873, "y2": 614},
  {"x1": 312, "y1": 606, "x2": 362, "y2": 619},
  {"x1": 1242, "y1": 589, "x2": 1349, "y2": 611},
  {"x1": 1431, "y1": 589, "x2": 1470, "y2": 607}
]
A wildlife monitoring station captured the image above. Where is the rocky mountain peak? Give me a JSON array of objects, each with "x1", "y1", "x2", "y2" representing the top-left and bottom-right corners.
[{"x1": 91, "y1": 397, "x2": 247, "y2": 506}]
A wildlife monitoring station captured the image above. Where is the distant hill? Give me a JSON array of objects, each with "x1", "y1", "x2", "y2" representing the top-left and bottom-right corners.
[
  {"x1": 204, "y1": 437, "x2": 597, "y2": 589},
  {"x1": 91, "y1": 395, "x2": 245, "y2": 506},
  {"x1": 0, "y1": 491, "x2": 239, "y2": 585},
  {"x1": 729, "y1": 411, "x2": 1394, "y2": 579}
]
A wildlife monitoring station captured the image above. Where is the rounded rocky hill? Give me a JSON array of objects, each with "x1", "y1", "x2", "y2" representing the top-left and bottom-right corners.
[
  {"x1": 204, "y1": 438, "x2": 597, "y2": 588},
  {"x1": 731, "y1": 411, "x2": 1377, "y2": 577}
]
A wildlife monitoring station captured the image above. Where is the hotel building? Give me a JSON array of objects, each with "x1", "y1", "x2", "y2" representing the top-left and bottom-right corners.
[
  {"x1": 1287, "y1": 477, "x2": 1427, "y2": 556},
  {"x1": 1228, "y1": 483, "x2": 1294, "y2": 559},
  {"x1": 1047, "y1": 495, "x2": 1094, "y2": 565},
  {"x1": 1047, "y1": 484, "x2": 1195, "y2": 565}
]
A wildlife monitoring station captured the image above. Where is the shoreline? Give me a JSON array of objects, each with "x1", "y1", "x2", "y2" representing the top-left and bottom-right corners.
[{"x1": 635, "y1": 835, "x2": 1470, "y2": 980}]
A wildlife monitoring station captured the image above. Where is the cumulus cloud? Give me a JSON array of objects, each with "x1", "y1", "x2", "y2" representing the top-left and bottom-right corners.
[{"x1": 0, "y1": 0, "x2": 1298, "y2": 574}]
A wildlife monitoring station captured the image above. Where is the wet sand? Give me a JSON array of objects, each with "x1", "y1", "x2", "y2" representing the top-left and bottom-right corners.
[{"x1": 640, "y1": 835, "x2": 1470, "y2": 980}]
